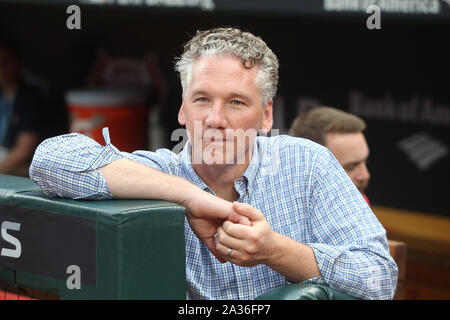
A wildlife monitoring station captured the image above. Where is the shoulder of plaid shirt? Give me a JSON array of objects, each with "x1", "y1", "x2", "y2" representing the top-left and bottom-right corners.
[{"x1": 29, "y1": 127, "x2": 398, "y2": 300}]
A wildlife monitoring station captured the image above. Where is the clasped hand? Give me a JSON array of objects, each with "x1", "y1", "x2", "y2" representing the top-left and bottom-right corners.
[
  {"x1": 185, "y1": 192, "x2": 276, "y2": 266},
  {"x1": 215, "y1": 202, "x2": 277, "y2": 267}
]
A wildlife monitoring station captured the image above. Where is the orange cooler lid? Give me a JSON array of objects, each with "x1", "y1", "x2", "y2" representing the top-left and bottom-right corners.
[{"x1": 65, "y1": 88, "x2": 147, "y2": 107}]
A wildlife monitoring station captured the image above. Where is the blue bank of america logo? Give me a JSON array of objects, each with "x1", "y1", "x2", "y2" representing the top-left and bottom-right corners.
[{"x1": 397, "y1": 132, "x2": 448, "y2": 171}]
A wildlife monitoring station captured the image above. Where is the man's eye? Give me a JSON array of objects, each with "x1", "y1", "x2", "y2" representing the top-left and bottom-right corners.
[
  {"x1": 230, "y1": 100, "x2": 244, "y2": 106},
  {"x1": 195, "y1": 97, "x2": 209, "y2": 103}
]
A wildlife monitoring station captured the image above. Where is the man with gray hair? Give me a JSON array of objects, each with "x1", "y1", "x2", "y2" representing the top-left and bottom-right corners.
[{"x1": 30, "y1": 27, "x2": 397, "y2": 300}]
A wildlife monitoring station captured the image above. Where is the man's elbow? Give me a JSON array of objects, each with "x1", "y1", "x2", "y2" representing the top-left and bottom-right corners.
[
  {"x1": 29, "y1": 140, "x2": 59, "y2": 197},
  {"x1": 364, "y1": 259, "x2": 398, "y2": 300}
]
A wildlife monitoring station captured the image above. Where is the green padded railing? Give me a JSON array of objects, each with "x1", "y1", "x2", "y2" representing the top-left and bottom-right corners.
[
  {"x1": 0, "y1": 174, "x2": 186, "y2": 299},
  {"x1": 256, "y1": 283, "x2": 358, "y2": 300}
]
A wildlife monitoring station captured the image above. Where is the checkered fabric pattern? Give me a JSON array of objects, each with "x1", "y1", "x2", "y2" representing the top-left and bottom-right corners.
[{"x1": 30, "y1": 128, "x2": 398, "y2": 300}]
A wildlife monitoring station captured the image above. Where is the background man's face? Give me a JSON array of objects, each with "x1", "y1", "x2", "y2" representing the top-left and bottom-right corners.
[
  {"x1": 178, "y1": 55, "x2": 273, "y2": 166},
  {"x1": 325, "y1": 132, "x2": 371, "y2": 193}
]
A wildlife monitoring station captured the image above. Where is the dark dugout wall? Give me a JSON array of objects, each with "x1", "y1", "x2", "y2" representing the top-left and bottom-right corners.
[{"x1": 0, "y1": 0, "x2": 448, "y2": 217}]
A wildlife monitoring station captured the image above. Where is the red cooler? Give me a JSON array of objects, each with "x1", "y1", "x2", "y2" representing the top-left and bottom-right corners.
[{"x1": 66, "y1": 89, "x2": 149, "y2": 152}]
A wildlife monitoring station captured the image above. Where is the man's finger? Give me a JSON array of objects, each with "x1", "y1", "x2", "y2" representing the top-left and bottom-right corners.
[
  {"x1": 221, "y1": 221, "x2": 251, "y2": 240},
  {"x1": 217, "y1": 223, "x2": 249, "y2": 244},
  {"x1": 204, "y1": 237, "x2": 226, "y2": 263},
  {"x1": 208, "y1": 196, "x2": 251, "y2": 226},
  {"x1": 227, "y1": 208, "x2": 251, "y2": 226},
  {"x1": 232, "y1": 202, "x2": 264, "y2": 222}
]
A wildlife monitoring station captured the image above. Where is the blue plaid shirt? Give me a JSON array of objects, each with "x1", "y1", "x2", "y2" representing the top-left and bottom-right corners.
[{"x1": 29, "y1": 128, "x2": 397, "y2": 300}]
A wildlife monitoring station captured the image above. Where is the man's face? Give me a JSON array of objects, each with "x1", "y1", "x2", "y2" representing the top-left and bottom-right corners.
[
  {"x1": 0, "y1": 47, "x2": 19, "y2": 85},
  {"x1": 178, "y1": 55, "x2": 273, "y2": 166},
  {"x1": 325, "y1": 132, "x2": 371, "y2": 193}
]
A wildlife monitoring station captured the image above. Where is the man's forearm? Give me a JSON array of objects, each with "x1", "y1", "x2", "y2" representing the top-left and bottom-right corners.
[
  {"x1": 99, "y1": 157, "x2": 200, "y2": 208},
  {"x1": 268, "y1": 233, "x2": 321, "y2": 283},
  {"x1": 0, "y1": 132, "x2": 38, "y2": 174},
  {"x1": 98, "y1": 157, "x2": 251, "y2": 227},
  {"x1": 99, "y1": 157, "x2": 251, "y2": 263}
]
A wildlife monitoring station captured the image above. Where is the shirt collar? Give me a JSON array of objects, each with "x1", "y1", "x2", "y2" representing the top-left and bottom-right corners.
[
  {"x1": 180, "y1": 141, "x2": 210, "y2": 192},
  {"x1": 179, "y1": 139, "x2": 261, "y2": 194},
  {"x1": 240, "y1": 139, "x2": 261, "y2": 193}
]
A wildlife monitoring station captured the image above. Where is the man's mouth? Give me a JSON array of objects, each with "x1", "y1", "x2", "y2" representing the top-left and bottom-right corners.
[{"x1": 203, "y1": 135, "x2": 230, "y2": 143}]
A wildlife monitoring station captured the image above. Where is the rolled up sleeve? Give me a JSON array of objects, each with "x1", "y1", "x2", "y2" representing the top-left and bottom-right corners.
[{"x1": 29, "y1": 127, "x2": 123, "y2": 200}]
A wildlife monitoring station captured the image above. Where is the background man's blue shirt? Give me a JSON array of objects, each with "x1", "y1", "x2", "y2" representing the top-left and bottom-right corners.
[{"x1": 0, "y1": 83, "x2": 43, "y2": 148}]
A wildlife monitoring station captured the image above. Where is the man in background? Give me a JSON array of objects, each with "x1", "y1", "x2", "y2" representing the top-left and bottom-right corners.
[
  {"x1": 289, "y1": 106, "x2": 371, "y2": 204},
  {"x1": 0, "y1": 38, "x2": 43, "y2": 176}
]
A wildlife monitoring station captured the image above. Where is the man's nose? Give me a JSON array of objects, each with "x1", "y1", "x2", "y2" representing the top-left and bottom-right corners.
[
  {"x1": 205, "y1": 101, "x2": 227, "y2": 128},
  {"x1": 357, "y1": 162, "x2": 371, "y2": 182}
]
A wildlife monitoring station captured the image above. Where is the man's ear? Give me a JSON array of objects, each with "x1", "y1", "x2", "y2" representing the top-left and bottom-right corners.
[
  {"x1": 178, "y1": 103, "x2": 186, "y2": 126},
  {"x1": 261, "y1": 99, "x2": 273, "y2": 133}
]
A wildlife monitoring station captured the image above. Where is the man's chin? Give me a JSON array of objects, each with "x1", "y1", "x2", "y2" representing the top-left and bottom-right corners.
[
  {"x1": 202, "y1": 155, "x2": 241, "y2": 166},
  {"x1": 194, "y1": 145, "x2": 250, "y2": 166},
  {"x1": 357, "y1": 186, "x2": 368, "y2": 194}
]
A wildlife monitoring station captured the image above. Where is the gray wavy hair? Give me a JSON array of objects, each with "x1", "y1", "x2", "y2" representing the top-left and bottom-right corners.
[{"x1": 175, "y1": 27, "x2": 279, "y2": 106}]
